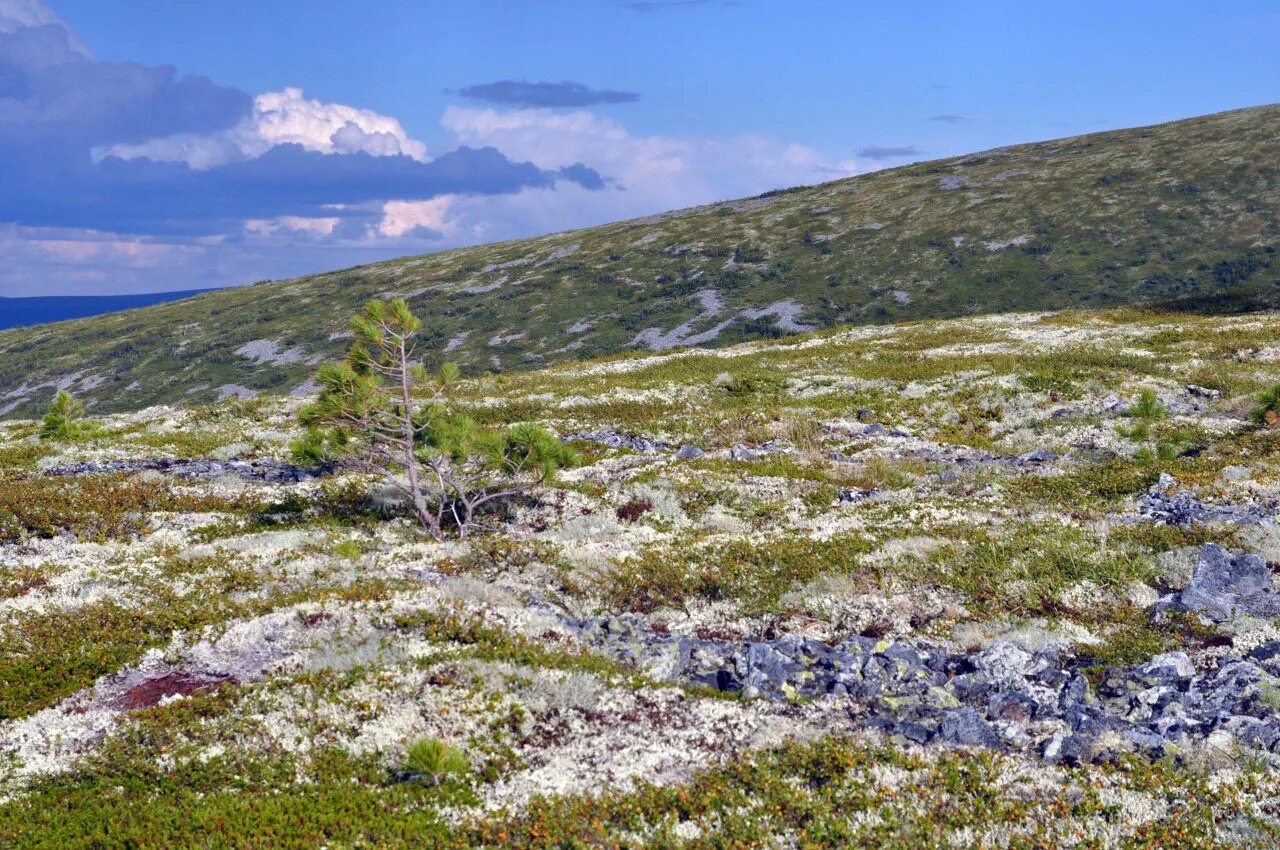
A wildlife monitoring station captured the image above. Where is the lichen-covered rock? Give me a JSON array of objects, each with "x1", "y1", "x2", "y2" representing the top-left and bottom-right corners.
[{"x1": 1177, "y1": 544, "x2": 1280, "y2": 622}]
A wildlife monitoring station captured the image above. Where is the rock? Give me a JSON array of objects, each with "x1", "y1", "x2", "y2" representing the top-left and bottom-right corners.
[
  {"x1": 1043, "y1": 733, "x2": 1094, "y2": 765},
  {"x1": 973, "y1": 642, "x2": 1035, "y2": 683},
  {"x1": 44, "y1": 457, "x2": 333, "y2": 483},
  {"x1": 1101, "y1": 395, "x2": 1130, "y2": 415},
  {"x1": 837, "y1": 487, "x2": 878, "y2": 503},
  {"x1": 1186, "y1": 384, "x2": 1222, "y2": 400},
  {"x1": 566, "y1": 429, "x2": 670, "y2": 453},
  {"x1": 1138, "y1": 476, "x2": 1275, "y2": 527},
  {"x1": 939, "y1": 708, "x2": 1002, "y2": 748},
  {"x1": 675, "y1": 444, "x2": 706, "y2": 461},
  {"x1": 729, "y1": 445, "x2": 760, "y2": 462},
  {"x1": 1018, "y1": 449, "x2": 1057, "y2": 464},
  {"x1": 1138, "y1": 652, "x2": 1195, "y2": 682},
  {"x1": 1178, "y1": 544, "x2": 1280, "y2": 622}
]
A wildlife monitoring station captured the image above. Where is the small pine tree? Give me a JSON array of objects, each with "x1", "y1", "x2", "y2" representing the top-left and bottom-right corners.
[
  {"x1": 40, "y1": 390, "x2": 90, "y2": 441},
  {"x1": 295, "y1": 299, "x2": 577, "y2": 539},
  {"x1": 402, "y1": 737, "x2": 470, "y2": 786},
  {"x1": 1251, "y1": 385, "x2": 1280, "y2": 428},
  {"x1": 1129, "y1": 388, "x2": 1166, "y2": 421}
]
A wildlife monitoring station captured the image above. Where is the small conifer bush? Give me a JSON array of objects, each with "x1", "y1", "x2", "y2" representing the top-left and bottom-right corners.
[
  {"x1": 295, "y1": 299, "x2": 577, "y2": 539},
  {"x1": 402, "y1": 737, "x2": 470, "y2": 786},
  {"x1": 40, "y1": 391, "x2": 103, "y2": 441},
  {"x1": 1251, "y1": 384, "x2": 1280, "y2": 427}
]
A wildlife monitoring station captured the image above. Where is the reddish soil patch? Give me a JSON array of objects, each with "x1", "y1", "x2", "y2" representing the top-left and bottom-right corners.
[{"x1": 119, "y1": 672, "x2": 231, "y2": 710}]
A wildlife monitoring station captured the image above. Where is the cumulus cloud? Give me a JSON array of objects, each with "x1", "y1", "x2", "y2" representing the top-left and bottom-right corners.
[
  {"x1": 856, "y1": 145, "x2": 923, "y2": 160},
  {"x1": 102, "y1": 86, "x2": 431, "y2": 168},
  {"x1": 452, "y1": 80, "x2": 640, "y2": 108}
]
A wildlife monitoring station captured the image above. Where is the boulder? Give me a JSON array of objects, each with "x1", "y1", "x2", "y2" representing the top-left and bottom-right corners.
[{"x1": 1178, "y1": 544, "x2": 1280, "y2": 622}]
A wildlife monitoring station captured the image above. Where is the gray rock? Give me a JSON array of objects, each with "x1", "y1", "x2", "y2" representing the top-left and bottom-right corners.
[
  {"x1": 939, "y1": 707, "x2": 1002, "y2": 748},
  {"x1": 1138, "y1": 651, "x2": 1195, "y2": 682},
  {"x1": 45, "y1": 457, "x2": 333, "y2": 483},
  {"x1": 1138, "y1": 475, "x2": 1275, "y2": 527},
  {"x1": 566, "y1": 430, "x2": 670, "y2": 453},
  {"x1": 973, "y1": 642, "x2": 1036, "y2": 683},
  {"x1": 675, "y1": 444, "x2": 706, "y2": 461},
  {"x1": 1018, "y1": 449, "x2": 1057, "y2": 464},
  {"x1": 1186, "y1": 384, "x2": 1222, "y2": 400},
  {"x1": 1178, "y1": 544, "x2": 1280, "y2": 622}
]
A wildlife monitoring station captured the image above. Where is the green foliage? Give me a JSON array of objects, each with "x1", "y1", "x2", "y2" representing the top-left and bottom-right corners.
[
  {"x1": 39, "y1": 391, "x2": 102, "y2": 441},
  {"x1": 600, "y1": 534, "x2": 875, "y2": 615},
  {"x1": 1250, "y1": 384, "x2": 1280, "y2": 427},
  {"x1": 299, "y1": 300, "x2": 575, "y2": 539},
  {"x1": 403, "y1": 738, "x2": 470, "y2": 786},
  {"x1": 0, "y1": 474, "x2": 227, "y2": 544},
  {"x1": 1130, "y1": 387, "x2": 1167, "y2": 421}
]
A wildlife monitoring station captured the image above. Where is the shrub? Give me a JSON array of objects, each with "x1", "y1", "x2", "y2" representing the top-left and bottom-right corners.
[
  {"x1": 402, "y1": 738, "x2": 470, "y2": 786},
  {"x1": 0, "y1": 474, "x2": 225, "y2": 543},
  {"x1": 295, "y1": 300, "x2": 577, "y2": 539},
  {"x1": 1251, "y1": 384, "x2": 1280, "y2": 427},
  {"x1": 615, "y1": 497, "x2": 653, "y2": 523}
]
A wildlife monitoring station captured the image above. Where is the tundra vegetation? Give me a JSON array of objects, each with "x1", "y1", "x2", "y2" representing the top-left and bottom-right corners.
[{"x1": 0, "y1": 305, "x2": 1279, "y2": 847}]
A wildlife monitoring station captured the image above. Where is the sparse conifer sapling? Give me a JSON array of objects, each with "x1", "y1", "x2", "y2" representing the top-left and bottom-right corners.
[
  {"x1": 294, "y1": 299, "x2": 577, "y2": 539},
  {"x1": 40, "y1": 390, "x2": 100, "y2": 441}
]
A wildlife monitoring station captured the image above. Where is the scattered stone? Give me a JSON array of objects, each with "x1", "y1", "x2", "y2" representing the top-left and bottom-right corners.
[
  {"x1": 1101, "y1": 395, "x2": 1131, "y2": 415},
  {"x1": 565, "y1": 430, "x2": 671, "y2": 453},
  {"x1": 563, "y1": 608, "x2": 1280, "y2": 765},
  {"x1": 44, "y1": 458, "x2": 333, "y2": 483},
  {"x1": 1138, "y1": 474, "x2": 1275, "y2": 527},
  {"x1": 1186, "y1": 384, "x2": 1222, "y2": 400}
]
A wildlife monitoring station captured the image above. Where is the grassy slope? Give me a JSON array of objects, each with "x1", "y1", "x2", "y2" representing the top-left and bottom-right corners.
[{"x1": 1, "y1": 103, "x2": 1277, "y2": 418}]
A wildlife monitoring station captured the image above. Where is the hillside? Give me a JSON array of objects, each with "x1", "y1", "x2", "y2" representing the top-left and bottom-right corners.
[
  {"x1": 3, "y1": 305, "x2": 1280, "y2": 845},
  {"x1": 0, "y1": 290, "x2": 214, "y2": 332},
  {"x1": 1, "y1": 103, "x2": 1277, "y2": 418}
]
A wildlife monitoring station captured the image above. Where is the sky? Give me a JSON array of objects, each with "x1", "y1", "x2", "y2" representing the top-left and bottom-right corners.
[{"x1": 0, "y1": 1, "x2": 1277, "y2": 296}]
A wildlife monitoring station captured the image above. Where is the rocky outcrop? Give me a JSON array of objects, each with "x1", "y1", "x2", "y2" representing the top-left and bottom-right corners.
[{"x1": 568, "y1": 578, "x2": 1280, "y2": 765}]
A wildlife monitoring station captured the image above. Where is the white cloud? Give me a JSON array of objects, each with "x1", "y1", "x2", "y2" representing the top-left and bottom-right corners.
[
  {"x1": 243, "y1": 216, "x2": 340, "y2": 239},
  {"x1": 374, "y1": 197, "x2": 456, "y2": 239},
  {"x1": 101, "y1": 87, "x2": 429, "y2": 169},
  {"x1": 236, "y1": 87, "x2": 428, "y2": 161}
]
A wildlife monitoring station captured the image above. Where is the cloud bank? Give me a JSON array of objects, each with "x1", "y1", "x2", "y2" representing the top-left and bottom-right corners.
[{"x1": 0, "y1": 0, "x2": 862, "y2": 296}]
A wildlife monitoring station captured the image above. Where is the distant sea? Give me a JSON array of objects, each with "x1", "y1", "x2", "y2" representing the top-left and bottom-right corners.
[{"x1": 0, "y1": 289, "x2": 214, "y2": 331}]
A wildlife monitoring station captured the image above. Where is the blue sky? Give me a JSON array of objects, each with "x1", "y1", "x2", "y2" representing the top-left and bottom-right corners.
[{"x1": 2, "y1": 0, "x2": 1277, "y2": 296}]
